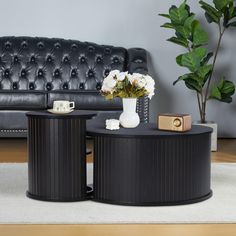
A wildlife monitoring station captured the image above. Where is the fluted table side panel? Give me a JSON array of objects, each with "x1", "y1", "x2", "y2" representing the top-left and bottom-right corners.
[
  {"x1": 93, "y1": 133, "x2": 211, "y2": 206},
  {"x1": 28, "y1": 117, "x2": 86, "y2": 201}
]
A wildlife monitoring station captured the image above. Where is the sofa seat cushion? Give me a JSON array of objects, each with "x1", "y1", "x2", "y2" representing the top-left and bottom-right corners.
[
  {"x1": 0, "y1": 110, "x2": 28, "y2": 129},
  {"x1": 48, "y1": 90, "x2": 122, "y2": 110},
  {"x1": 0, "y1": 91, "x2": 47, "y2": 110}
]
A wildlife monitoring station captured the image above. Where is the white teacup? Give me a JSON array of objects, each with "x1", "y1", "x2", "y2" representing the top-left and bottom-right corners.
[{"x1": 53, "y1": 100, "x2": 75, "y2": 112}]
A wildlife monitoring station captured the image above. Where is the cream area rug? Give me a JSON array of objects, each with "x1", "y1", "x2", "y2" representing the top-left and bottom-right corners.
[{"x1": 0, "y1": 163, "x2": 235, "y2": 224}]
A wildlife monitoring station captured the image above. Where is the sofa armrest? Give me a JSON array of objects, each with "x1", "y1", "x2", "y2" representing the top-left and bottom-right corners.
[{"x1": 127, "y1": 48, "x2": 149, "y2": 123}]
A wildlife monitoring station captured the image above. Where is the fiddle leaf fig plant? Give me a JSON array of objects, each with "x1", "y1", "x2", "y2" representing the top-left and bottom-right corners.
[{"x1": 160, "y1": 0, "x2": 236, "y2": 123}]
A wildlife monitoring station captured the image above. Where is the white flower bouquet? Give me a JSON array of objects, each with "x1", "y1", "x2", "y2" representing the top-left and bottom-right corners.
[{"x1": 101, "y1": 70, "x2": 155, "y2": 100}]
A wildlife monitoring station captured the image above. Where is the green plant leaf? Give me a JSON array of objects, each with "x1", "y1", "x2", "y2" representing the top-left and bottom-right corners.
[
  {"x1": 228, "y1": 2, "x2": 235, "y2": 18},
  {"x1": 167, "y1": 37, "x2": 189, "y2": 48},
  {"x1": 159, "y1": 13, "x2": 170, "y2": 19},
  {"x1": 173, "y1": 73, "x2": 202, "y2": 92},
  {"x1": 209, "y1": 78, "x2": 235, "y2": 103},
  {"x1": 175, "y1": 25, "x2": 191, "y2": 39},
  {"x1": 196, "y1": 64, "x2": 213, "y2": 79},
  {"x1": 192, "y1": 20, "x2": 208, "y2": 46},
  {"x1": 210, "y1": 86, "x2": 222, "y2": 99},
  {"x1": 199, "y1": 1, "x2": 222, "y2": 23},
  {"x1": 184, "y1": 78, "x2": 202, "y2": 92},
  {"x1": 227, "y1": 21, "x2": 236, "y2": 27},
  {"x1": 213, "y1": 0, "x2": 233, "y2": 11},
  {"x1": 173, "y1": 73, "x2": 193, "y2": 85},
  {"x1": 176, "y1": 47, "x2": 207, "y2": 72},
  {"x1": 160, "y1": 23, "x2": 175, "y2": 29},
  {"x1": 169, "y1": 1, "x2": 189, "y2": 25},
  {"x1": 184, "y1": 14, "x2": 195, "y2": 30},
  {"x1": 201, "y1": 52, "x2": 214, "y2": 65}
]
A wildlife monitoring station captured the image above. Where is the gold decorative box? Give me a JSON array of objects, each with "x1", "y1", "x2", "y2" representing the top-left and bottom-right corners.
[{"x1": 158, "y1": 113, "x2": 192, "y2": 132}]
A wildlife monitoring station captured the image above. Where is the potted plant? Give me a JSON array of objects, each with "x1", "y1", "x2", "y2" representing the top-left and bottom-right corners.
[
  {"x1": 101, "y1": 70, "x2": 155, "y2": 128},
  {"x1": 160, "y1": 0, "x2": 236, "y2": 150}
]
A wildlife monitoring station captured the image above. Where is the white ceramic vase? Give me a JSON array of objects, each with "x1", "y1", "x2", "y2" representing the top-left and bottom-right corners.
[
  {"x1": 119, "y1": 98, "x2": 140, "y2": 128},
  {"x1": 194, "y1": 122, "x2": 217, "y2": 151}
]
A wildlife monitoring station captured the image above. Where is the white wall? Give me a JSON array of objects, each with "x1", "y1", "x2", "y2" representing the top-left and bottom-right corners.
[{"x1": 0, "y1": 0, "x2": 235, "y2": 136}]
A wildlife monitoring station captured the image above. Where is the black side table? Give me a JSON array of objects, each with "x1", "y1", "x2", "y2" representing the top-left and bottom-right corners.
[
  {"x1": 87, "y1": 122, "x2": 213, "y2": 206},
  {"x1": 26, "y1": 110, "x2": 96, "y2": 202}
]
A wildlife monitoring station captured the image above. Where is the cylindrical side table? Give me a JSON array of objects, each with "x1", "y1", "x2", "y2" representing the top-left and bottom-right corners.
[
  {"x1": 87, "y1": 122, "x2": 213, "y2": 206},
  {"x1": 26, "y1": 110, "x2": 96, "y2": 202}
]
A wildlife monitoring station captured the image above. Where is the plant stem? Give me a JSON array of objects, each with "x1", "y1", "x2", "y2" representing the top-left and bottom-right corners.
[
  {"x1": 196, "y1": 92, "x2": 203, "y2": 121},
  {"x1": 202, "y1": 23, "x2": 226, "y2": 123}
]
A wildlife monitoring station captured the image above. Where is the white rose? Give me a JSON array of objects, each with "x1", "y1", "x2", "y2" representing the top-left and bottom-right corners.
[
  {"x1": 127, "y1": 73, "x2": 135, "y2": 84},
  {"x1": 116, "y1": 71, "x2": 128, "y2": 81},
  {"x1": 145, "y1": 75, "x2": 155, "y2": 87},
  {"x1": 101, "y1": 84, "x2": 112, "y2": 93},
  {"x1": 106, "y1": 78, "x2": 117, "y2": 88},
  {"x1": 137, "y1": 77, "x2": 147, "y2": 88},
  {"x1": 145, "y1": 84, "x2": 155, "y2": 99},
  {"x1": 108, "y1": 70, "x2": 120, "y2": 77}
]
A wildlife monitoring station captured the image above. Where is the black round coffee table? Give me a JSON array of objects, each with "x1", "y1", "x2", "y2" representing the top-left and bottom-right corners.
[
  {"x1": 87, "y1": 122, "x2": 213, "y2": 206},
  {"x1": 26, "y1": 110, "x2": 96, "y2": 202}
]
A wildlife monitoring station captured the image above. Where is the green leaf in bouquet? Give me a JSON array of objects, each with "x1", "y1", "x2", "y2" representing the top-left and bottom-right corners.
[
  {"x1": 199, "y1": 1, "x2": 222, "y2": 23},
  {"x1": 167, "y1": 37, "x2": 189, "y2": 48},
  {"x1": 213, "y1": 0, "x2": 233, "y2": 11},
  {"x1": 176, "y1": 47, "x2": 207, "y2": 72},
  {"x1": 169, "y1": 1, "x2": 189, "y2": 25},
  {"x1": 105, "y1": 93, "x2": 114, "y2": 100},
  {"x1": 192, "y1": 20, "x2": 208, "y2": 47}
]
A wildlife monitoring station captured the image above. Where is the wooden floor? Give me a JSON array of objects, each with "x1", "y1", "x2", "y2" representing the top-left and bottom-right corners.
[
  {"x1": 0, "y1": 138, "x2": 236, "y2": 236},
  {"x1": 1, "y1": 138, "x2": 236, "y2": 163}
]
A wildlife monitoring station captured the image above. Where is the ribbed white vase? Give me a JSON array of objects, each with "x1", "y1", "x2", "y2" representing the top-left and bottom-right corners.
[{"x1": 119, "y1": 98, "x2": 140, "y2": 128}]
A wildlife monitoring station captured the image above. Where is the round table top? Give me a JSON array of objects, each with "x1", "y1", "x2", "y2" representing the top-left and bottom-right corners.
[
  {"x1": 87, "y1": 122, "x2": 212, "y2": 138},
  {"x1": 26, "y1": 110, "x2": 97, "y2": 119}
]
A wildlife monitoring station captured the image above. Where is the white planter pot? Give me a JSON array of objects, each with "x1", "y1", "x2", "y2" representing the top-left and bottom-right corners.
[
  {"x1": 119, "y1": 98, "x2": 140, "y2": 128},
  {"x1": 194, "y1": 122, "x2": 217, "y2": 151}
]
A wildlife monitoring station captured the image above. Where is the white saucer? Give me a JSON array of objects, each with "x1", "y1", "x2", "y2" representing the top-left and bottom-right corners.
[{"x1": 47, "y1": 109, "x2": 74, "y2": 114}]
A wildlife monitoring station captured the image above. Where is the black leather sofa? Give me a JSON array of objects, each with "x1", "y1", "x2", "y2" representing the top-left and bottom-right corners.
[{"x1": 0, "y1": 36, "x2": 149, "y2": 137}]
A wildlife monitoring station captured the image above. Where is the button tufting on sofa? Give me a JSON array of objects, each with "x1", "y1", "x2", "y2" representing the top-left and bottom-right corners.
[
  {"x1": 37, "y1": 69, "x2": 44, "y2": 77},
  {"x1": 29, "y1": 82, "x2": 35, "y2": 90},
  {"x1": 63, "y1": 56, "x2": 69, "y2": 63},
  {"x1": 71, "y1": 68, "x2": 77, "y2": 77},
  {"x1": 87, "y1": 69, "x2": 95, "y2": 78},
  {"x1": 30, "y1": 55, "x2": 36, "y2": 62},
  {"x1": 21, "y1": 41, "x2": 28, "y2": 48},
  {"x1": 5, "y1": 41, "x2": 11, "y2": 49},
  {"x1": 37, "y1": 42, "x2": 44, "y2": 49},
  {"x1": 4, "y1": 69, "x2": 10, "y2": 78},
  {"x1": 12, "y1": 82, "x2": 18, "y2": 90},
  {"x1": 79, "y1": 82, "x2": 84, "y2": 89},
  {"x1": 54, "y1": 43, "x2": 61, "y2": 49},
  {"x1": 21, "y1": 69, "x2": 27, "y2": 77},
  {"x1": 54, "y1": 69, "x2": 60, "y2": 77},
  {"x1": 46, "y1": 82, "x2": 52, "y2": 91},
  {"x1": 14, "y1": 56, "x2": 19, "y2": 63},
  {"x1": 46, "y1": 55, "x2": 52, "y2": 62}
]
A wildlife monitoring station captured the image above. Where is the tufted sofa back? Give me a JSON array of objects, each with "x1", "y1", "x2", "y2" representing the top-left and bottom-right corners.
[
  {"x1": 0, "y1": 36, "x2": 128, "y2": 91},
  {"x1": 0, "y1": 36, "x2": 149, "y2": 136}
]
